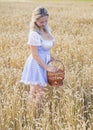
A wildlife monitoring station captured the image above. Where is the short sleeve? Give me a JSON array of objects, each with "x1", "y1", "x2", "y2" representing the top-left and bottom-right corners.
[{"x1": 27, "y1": 31, "x2": 41, "y2": 46}]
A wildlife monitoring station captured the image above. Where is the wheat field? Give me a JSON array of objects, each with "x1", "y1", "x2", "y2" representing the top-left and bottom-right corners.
[{"x1": 0, "y1": 0, "x2": 93, "y2": 130}]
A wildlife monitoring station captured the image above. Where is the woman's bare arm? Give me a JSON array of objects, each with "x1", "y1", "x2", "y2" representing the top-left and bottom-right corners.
[
  {"x1": 30, "y1": 46, "x2": 57, "y2": 72},
  {"x1": 30, "y1": 46, "x2": 48, "y2": 70}
]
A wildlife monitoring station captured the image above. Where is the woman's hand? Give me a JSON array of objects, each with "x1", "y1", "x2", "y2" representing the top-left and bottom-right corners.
[{"x1": 46, "y1": 66, "x2": 58, "y2": 72}]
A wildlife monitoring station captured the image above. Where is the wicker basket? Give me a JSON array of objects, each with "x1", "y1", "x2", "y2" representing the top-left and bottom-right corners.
[{"x1": 47, "y1": 60, "x2": 65, "y2": 86}]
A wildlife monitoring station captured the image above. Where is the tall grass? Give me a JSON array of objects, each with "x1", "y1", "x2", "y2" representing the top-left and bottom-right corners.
[{"x1": 0, "y1": 1, "x2": 93, "y2": 130}]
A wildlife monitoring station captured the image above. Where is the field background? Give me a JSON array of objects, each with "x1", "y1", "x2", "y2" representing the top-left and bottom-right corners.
[{"x1": 0, "y1": 0, "x2": 93, "y2": 130}]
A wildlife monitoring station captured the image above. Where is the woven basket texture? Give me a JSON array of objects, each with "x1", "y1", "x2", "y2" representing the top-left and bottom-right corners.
[{"x1": 47, "y1": 60, "x2": 65, "y2": 86}]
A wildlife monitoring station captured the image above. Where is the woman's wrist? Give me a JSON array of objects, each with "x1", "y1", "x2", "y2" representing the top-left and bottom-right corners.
[{"x1": 44, "y1": 64, "x2": 49, "y2": 71}]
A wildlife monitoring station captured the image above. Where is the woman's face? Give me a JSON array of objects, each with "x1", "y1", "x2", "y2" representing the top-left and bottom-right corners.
[{"x1": 36, "y1": 16, "x2": 48, "y2": 29}]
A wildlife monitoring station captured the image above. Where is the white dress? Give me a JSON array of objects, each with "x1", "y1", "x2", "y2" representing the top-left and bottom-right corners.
[{"x1": 20, "y1": 30, "x2": 55, "y2": 87}]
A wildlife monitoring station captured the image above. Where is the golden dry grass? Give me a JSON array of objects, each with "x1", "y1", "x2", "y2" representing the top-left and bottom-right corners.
[{"x1": 0, "y1": 1, "x2": 93, "y2": 130}]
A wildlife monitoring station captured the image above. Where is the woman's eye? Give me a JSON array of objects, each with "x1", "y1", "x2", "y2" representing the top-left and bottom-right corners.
[{"x1": 40, "y1": 21, "x2": 47, "y2": 24}]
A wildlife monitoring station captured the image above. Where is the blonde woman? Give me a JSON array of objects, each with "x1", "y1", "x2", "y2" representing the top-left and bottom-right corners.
[{"x1": 20, "y1": 7, "x2": 57, "y2": 104}]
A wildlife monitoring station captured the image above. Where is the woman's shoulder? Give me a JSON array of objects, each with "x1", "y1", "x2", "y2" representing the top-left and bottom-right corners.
[
  {"x1": 27, "y1": 30, "x2": 41, "y2": 46},
  {"x1": 29, "y1": 30, "x2": 40, "y2": 37}
]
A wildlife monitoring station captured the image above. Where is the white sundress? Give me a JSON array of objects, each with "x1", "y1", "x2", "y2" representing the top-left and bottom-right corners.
[{"x1": 20, "y1": 30, "x2": 55, "y2": 87}]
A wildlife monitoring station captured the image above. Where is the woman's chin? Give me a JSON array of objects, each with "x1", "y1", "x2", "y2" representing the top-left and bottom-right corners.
[{"x1": 41, "y1": 26, "x2": 46, "y2": 29}]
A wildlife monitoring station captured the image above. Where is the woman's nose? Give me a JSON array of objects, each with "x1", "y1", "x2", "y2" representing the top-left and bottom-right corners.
[{"x1": 43, "y1": 22, "x2": 47, "y2": 26}]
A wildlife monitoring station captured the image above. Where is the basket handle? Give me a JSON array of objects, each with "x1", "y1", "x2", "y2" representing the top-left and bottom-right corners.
[{"x1": 47, "y1": 59, "x2": 65, "y2": 71}]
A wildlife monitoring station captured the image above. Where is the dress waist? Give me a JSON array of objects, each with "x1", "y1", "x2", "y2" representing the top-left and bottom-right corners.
[
  {"x1": 29, "y1": 51, "x2": 51, "y2": 63},
  {"x1": 38, "y1": 50, "x2": 50, "y2": 55}
]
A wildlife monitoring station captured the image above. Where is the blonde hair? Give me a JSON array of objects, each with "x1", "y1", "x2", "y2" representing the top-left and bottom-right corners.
[{"x1": 30, "y1": 7, "x2": 50, "y2": 34}]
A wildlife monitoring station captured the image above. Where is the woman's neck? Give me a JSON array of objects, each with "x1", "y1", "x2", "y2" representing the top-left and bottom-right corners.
[{"x1": 40, "y1": 29, "x2": 53, "y2": 40}]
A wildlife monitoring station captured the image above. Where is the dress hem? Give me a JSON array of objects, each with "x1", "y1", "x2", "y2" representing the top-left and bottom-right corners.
[{"x1": 20, "y1": 80, "x2": 48, "y2": 87}]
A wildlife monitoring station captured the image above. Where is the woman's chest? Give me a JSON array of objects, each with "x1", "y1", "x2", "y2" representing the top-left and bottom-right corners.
[
  {"x1": 39, "y1": 40, "x2": 54, "y2": 51},
  {"x1": 41, "y1": 31, "x2": 53, "y2": 41}
]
